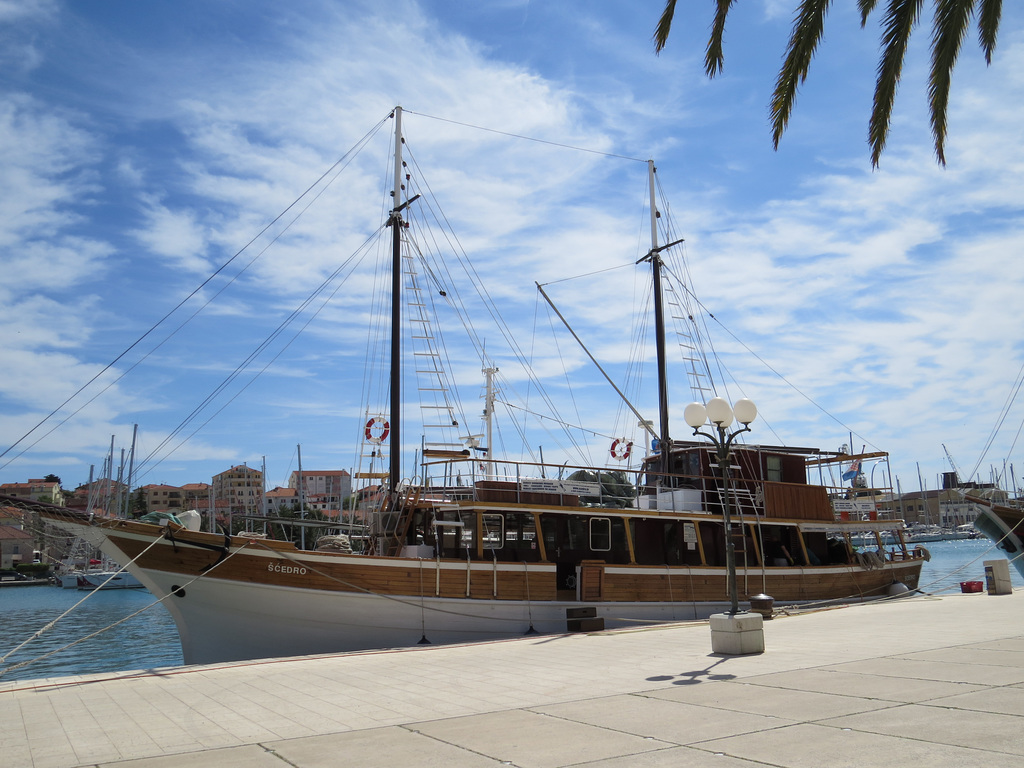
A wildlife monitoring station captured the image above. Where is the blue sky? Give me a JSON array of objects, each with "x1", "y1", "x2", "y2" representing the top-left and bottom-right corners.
[{"x1": 2, "y1": 0, "x2": 1023, "y2": 496}]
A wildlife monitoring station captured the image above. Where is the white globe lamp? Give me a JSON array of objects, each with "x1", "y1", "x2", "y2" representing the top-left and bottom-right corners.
[
  {"x1": 706, "y1": 397, "x2": 733, "y2": 427},
  {"x1": 684, "y1": 402, "x2": 707, "y2": 429},
  {"x1": 733, "y1": 398, "x2": 757, "y2": 425}
]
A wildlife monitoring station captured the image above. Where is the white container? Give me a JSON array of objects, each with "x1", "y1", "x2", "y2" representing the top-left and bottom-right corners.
[{"x1": 984, "y1": 559, "x2": 1013, "y2": 595}]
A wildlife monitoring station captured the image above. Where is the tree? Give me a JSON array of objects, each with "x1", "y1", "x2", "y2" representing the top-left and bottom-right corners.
[
  {"x1": 43, "y1": 473, "x2": 61, "y2": 485},
  {"x1": 130, "y1": 489, "x2": 148, "y2": 518},
  {"x1": 653, "y1": 1, "x2": 1003, "y2": 167}
]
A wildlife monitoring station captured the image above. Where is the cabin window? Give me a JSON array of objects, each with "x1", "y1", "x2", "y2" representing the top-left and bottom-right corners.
[
  {"x1": 498, "y1": 512, "x2": 540, "y2": 561},
  {"x1": 698, "y1": 521, "x2": 723, "y2": 566},
  {"x1": 481, "y1": 514, "x2": 504, "y2": 549},
  {"x1": 566, "y1": 516, "x2": 587, "y2": 550},
  {"x1": 664, "y1": 451, "x2": 701, "y2": 487},
  {"x1": 609, "y1": 517, "x2": 630, "y2": 563},
  {"x1": 457, "y1": 511, "x2": 475, "y2": 550},
  {"x1": 631, "y1": 518, "x2": 699, "y2": 565},
  {"x1": 539, "y1": 513, "x2": 625, "y2": 562},
  {"x1": 760, "y1": 524, "x2": 804, "y2": 566},
  {"x1": 767, "y1": 455, "x2": 782, "y2": 482},
  {"x1": 434, "y1": 513, "x2": 472, "y2": 556},
  {"x1": 804, "y1": 531, "x2": 848, "y2": 565}
]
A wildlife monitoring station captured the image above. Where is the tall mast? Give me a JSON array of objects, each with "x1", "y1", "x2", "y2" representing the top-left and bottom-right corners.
[
  {"x1": 648, "y1": 160, "x2": 672, "y2": 477},
  {"x1": 297, "y1": 443, "x2": 306, "y2": 549},
  {"x1": 125, "y1": 423, "x2": 138, "y2": 516},
  {"x1": 482, "y1": 362, "x2": 497, "y2": 481},
  {"x1": 388, "y1": 106, "x2": 404, "y2": 494}
]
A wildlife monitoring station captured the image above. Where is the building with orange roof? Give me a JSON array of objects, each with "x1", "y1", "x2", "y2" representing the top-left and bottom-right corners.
[
  {"x1": 0, "y1": 479, "x2": 64, "y2": 506},
  {"x1": 287, "y1": 469, "x2": 351, "y2": 511},
  {"x1": 212, "y1": 465, "x2": 264, "y2": 515}
]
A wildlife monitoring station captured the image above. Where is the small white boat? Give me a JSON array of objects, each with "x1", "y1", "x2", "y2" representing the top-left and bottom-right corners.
[
  {"x1": 850, "y1": 531, "x2": 897, "y2": 547},
  {"x1": 74, "y1": 570, "x2": 144, "y2": 590}
]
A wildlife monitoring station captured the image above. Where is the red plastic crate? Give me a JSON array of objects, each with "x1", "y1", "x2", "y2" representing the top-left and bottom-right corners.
[{"x1": 960, "y1": 581, "x2": 984, "y2": 593}]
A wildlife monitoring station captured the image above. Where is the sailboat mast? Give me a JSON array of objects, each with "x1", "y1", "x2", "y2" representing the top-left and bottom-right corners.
[
  {"x1": 483, "y1": 363, "x2": 497, "y2": 481},
  {"x1": 648, "y1": 160, "x2": 671, "y2": 477},
  {"x1": 388, "y1": 106, "x2": 404, "y2": 494},
  {"x1": 125, "y1": 423, "x2": 138, "y2": 517}
]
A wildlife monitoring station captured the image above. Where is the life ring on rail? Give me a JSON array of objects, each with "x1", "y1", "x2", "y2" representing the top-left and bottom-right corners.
[
  {"x1": 610, "y1": 438, "x2": 632, "y2": 461},
  {"x1": 365, "y1": 417, "x2": 390, "y2": 444}
]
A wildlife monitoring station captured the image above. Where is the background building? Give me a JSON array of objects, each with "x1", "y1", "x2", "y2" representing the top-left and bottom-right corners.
[
  {"x1": 139, "y1": 484, "x2": 184, "y2": 513},
  {"x1": 265, "y1": 486, "x2": 299, "y2": 513},
  {"x1": 0, "y1": 479, "x2": 64, "y2": 506},
  {"x1": 0, "y1": 524, "x2": 35, "y2": 570},
  {"x1": 212, "y1": 465, "x2": 264, "y2": 515},
  {"x1": 287, "y1": 470, "x2": 351, "y2": 513},
  {"x1": 180, "y1": 482, "x2": 212, "y2": 510}
]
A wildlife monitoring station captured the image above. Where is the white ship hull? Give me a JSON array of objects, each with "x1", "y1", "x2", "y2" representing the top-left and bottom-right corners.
[{"x1": 60, "y1": 514, "x2": 922, "y2": 665}]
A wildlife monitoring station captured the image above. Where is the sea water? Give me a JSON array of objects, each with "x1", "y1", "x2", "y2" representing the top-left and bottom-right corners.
[
  {"x1": 0, "y1": 586, "x2": 182, "y2": 683},
  {"x1": 1, "y1": 539, "x2": 1021, "y2": 683},
  {"x1": 913, "y1": 537, "x2": 1024, "y2": 594}
]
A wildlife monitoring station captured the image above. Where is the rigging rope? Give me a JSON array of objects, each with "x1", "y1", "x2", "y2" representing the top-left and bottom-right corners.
[
  {"x1": 0, "y1": 534, "x2": 165, "y2": 668},
  {"x1": 0, "y1": 533, "x2": 252, "y2": 678},
  {"x1": 0, "y1": 113, "x2": 392, "y2": 473},
  {"x1": 403, "y1": 109, "x2": 647, "y2": 164}
]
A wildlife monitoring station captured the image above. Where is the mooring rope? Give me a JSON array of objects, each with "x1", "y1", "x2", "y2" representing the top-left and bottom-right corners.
[
  {"x1": 0, "y1": 533, "x2": 166, "y2": 667},
  {"x1": 0, "y1": 536, "x2": 252, "y2": 678}
]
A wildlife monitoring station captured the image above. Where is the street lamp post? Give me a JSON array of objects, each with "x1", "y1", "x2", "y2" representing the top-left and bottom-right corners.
[{"x1": 684, "y1": 396, "x2": 758, "y2": 615}]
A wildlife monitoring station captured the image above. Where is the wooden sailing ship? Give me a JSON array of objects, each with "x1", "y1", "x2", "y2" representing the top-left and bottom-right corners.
[{"x1": 14, "y1": 107, "x2": 924, "y2": 664}]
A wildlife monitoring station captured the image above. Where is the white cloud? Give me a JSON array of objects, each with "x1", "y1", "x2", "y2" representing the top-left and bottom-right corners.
[
  {"x1": 2, "y1": 0, "x2": 1024, "y2": 492},
  {"x1": 0, "y1": 95, "x2": 98, "y2": 246},
  {"x1": 130, "y1": 198, "x2": 211, "y2": 273},
  {"x1": 0, "y1": 0, "x2": 56, "y2": 22}
]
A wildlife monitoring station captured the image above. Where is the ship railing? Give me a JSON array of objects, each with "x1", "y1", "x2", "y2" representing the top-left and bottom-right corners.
[{"x1": 418, "y1": 456, "x2": 773, "y2": 515}]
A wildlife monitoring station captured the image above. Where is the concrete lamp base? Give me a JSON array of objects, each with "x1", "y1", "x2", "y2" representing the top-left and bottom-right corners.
[{"x1": 710, "y1": 611, "x2": 765, "y2": 655}]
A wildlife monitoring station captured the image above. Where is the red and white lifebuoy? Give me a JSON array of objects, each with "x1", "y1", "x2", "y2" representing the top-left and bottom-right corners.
[
  {"x1": 610, "y1": 438, "x2": 632, "y2": 461},
  {"x1": 365, "y1": 416, "x2": 390, "y2": 444}
]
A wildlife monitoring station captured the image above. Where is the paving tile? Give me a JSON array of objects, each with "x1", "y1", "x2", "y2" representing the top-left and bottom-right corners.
[
  {"x1": 929, "y1": 685, "x2": 1024, "y2": 716},
  {"x1": 267, "y1": 726, "x2": 503, "y2": 767},
  {"x1": 95, "y1": 744, "x2": 287, "y2": 767},
  {"x1": 968, "y1": 637, "x2": 1024, "y2": 652},
  {"x1": 574, "y1": 745, "x2": 768, "y2": 767},
  {"x1": 739, "y1": 667, "x2": 989, "y2": 702},
  {"x1": 895, "y1": 646, "x2": 1024, "y2": 667},
  {"x1": 822, "y1": 656, "x2": 1024, "y2": 686},
  {"x1": 821, "y1": 702, "x2": 1024, "y2": 755},
  {"x1": 643, "y1": 679, "x2": 892, "y2": 721},
  {"x1": 698, "y1": 721, "x2": 1023, "y2": 768},
  {"x1": 533, "y1": 692, "x2": 793, "y2": 745},
  {"x1": 411, "y1": 709, "x2": 671, "y2": 768},
  {"x1": 4, "y1": 593, "x2": 1024, "y2": 768}
]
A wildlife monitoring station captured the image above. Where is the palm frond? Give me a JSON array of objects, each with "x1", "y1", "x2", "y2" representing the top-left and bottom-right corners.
[
  {"x1": 653, "y1": 0, "x2": 678, "y2": 54},
  {"x1": 868, "y1": 0, "x2": 924, "y2": 168},
  {"x1": 929, "y1": 0, "x2": 974, "y2": 166},
  {"x1": 705, "y1": 0, "x2": 738, "y2": 77},
  {"x1": 770, "y1": 0, "x2": 833, "y2": 150},
  {"x1": 977, "y1": 0, "x2": 1002, "y2": 64},
  {"x1": 858, "y1": 0, "x2": 883, "y2": 26}
]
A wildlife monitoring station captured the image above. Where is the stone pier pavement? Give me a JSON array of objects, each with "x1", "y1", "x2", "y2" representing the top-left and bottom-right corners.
[{"x1": 2, "y1": 590, "x2": 1023, "y2": 768}]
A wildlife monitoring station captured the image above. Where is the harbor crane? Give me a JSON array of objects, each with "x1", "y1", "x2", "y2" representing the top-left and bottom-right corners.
[{"x1": 942, "y1": 443, "x2": 962, "y2": 486}]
